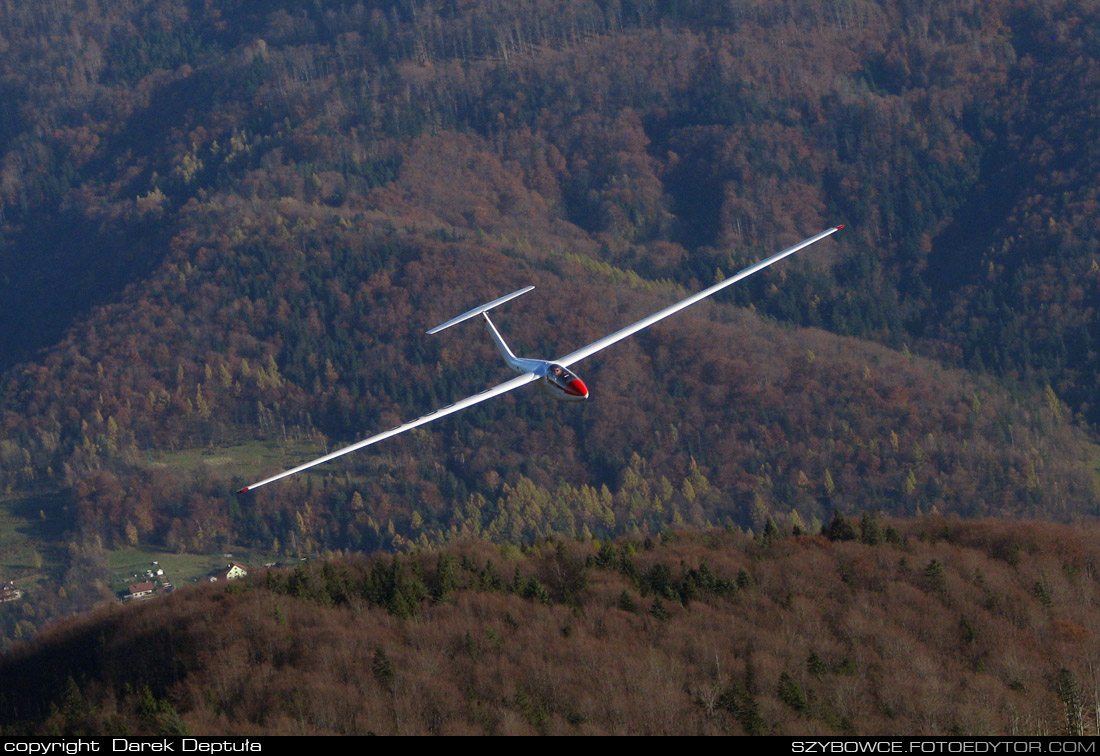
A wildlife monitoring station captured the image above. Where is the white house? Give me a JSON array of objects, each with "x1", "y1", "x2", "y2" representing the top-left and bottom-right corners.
[
  {"x1": 126, "y1": 581, "x2": 155, "y2": 600},
  {"x1": 0, "y1": 581, "x2": 22, "y2": 603},
  {"x1": 221, "y1": 563, "x2": 248, "y2": 581}
]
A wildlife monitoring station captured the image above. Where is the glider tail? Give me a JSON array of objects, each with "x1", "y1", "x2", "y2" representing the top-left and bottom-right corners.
[{"x1": 426, "y1": 285, "x2": 534, "y2": 373}]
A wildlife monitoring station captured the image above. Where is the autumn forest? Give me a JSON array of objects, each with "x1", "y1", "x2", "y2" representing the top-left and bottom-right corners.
[{"x1": 2, "y1": 0, "x2": 1100, "y2": 735}]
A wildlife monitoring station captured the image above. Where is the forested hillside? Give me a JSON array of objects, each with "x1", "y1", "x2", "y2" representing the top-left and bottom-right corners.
[
  {"x1": 3, "y1": 0, "x2": 1100, "y2": 647},
  {"x1": 2, "y1": 521, "x2": 1099, "y2": 735}
]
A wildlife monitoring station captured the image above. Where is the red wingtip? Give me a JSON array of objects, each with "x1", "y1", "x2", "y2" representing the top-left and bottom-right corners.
[
  {"x1": 836, "y1": 224, "x2": 845, "y2": 230},
  {"x1": 237, "y1": 487, "x2": 249, "y2": 494}
]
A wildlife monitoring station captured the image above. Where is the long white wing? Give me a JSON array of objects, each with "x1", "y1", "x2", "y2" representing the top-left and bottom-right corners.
[
  {"x1": 237, "y1": 372, "x2": 539, "y2": 492},
  {"x1": 555, "y1": 225, "x2": 843, "y2": 368}
]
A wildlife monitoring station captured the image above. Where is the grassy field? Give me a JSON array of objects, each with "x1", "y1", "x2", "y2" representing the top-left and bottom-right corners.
[
  {"x1": 0, "y1": 489, "x2": 67, "y2": 581},
  {"x1": 107, "y1": 545, "x2": 278, "y2": 594},
  {"x1": 147, "y1": 438, "x2": 328, "y2": 481}
]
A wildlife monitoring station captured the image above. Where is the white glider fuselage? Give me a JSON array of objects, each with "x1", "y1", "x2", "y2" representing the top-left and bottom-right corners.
[{"x1": 482, "y1": 311, "x2": 589, "y2": 401}]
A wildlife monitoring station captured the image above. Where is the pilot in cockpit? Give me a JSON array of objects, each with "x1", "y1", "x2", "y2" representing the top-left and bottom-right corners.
[{"x1": 548, "y1": 365, "x2": 570, "y2": 386}]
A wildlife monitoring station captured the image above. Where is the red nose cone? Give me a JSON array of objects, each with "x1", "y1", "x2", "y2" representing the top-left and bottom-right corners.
[{"x1": 567, "y1": 378, "x2": 588, "y2": 398}]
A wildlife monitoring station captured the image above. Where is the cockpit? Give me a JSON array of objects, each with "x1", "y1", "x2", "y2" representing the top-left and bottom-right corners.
[
  {"x1": 543, "y1": 363, "x2": 588, "y2": 400},
  {"x1": 546, "y1": 363, "x2": 573, "y2": 384}
]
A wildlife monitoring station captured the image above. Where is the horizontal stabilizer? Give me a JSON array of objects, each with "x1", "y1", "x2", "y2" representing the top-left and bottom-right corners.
[{"x1": 427, "y1": 285, "x2": 534, "y2": 334}]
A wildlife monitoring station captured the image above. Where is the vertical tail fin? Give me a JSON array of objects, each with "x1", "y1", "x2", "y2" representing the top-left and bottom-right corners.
[{"x1": 482, "y1": 312, "x2": 524, "y2": 371}]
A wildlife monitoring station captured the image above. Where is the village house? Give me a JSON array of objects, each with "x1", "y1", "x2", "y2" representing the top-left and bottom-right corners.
[
  {"x1": 0, "y1": 581, "x2": 23, "y2": 603},
  {"x1": 208, "y1": 563, "x2": 248, "y2": 582},
  {"x1": 222, "y1": 563, "x2": 248, "y2": 581},
  {"x1": 125, "y1": 581, "x2": 155, "y2": 600}
]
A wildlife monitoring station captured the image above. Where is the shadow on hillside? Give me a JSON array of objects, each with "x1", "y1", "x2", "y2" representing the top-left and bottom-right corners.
[
  {"x1": 0, "y1": 210, "x2": 168, "y2": 374},
  {"x1": 10, "y1": 489, "x2": 67, "y2": 530}
]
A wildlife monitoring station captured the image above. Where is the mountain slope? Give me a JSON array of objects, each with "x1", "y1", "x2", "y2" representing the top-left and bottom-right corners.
[{"x1": 2, "y1": 522, "x2": 1098, "y2": 735}]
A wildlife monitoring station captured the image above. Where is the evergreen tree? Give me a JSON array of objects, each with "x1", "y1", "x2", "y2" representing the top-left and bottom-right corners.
[
  {"x1": 825, "y1": 512, "x2": 857, "y2": 542},
  {"x1": 372, "y1": 647, "x2": 395, "y2": 692}
]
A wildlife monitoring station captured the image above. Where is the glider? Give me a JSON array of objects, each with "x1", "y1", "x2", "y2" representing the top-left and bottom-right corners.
[{"x1": 237, "y1": 225, "x2": 844, "y2": 493}]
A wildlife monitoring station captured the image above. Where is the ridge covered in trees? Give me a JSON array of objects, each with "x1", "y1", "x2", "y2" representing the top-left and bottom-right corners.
[{"x1": 2, "y1": 520, "x2": 1099, "y2": 735}]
